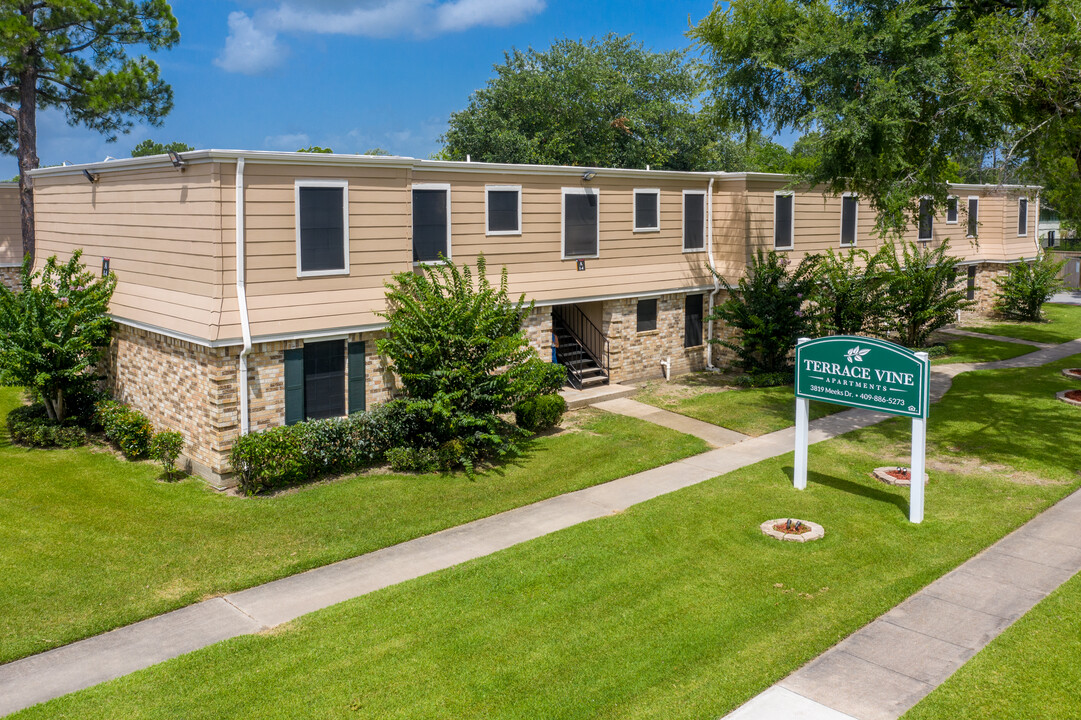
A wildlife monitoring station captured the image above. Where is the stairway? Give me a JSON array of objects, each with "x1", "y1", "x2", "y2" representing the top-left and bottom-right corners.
[{"x1": 554, "y1": 326, "x2": 609, "y2": 389}]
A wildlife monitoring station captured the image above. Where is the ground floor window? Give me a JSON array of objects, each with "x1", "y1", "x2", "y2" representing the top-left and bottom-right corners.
[
  {"x1": 685, "y1": 294, "x2": 703, "y2": 348},
  {"x1": 637, "y1": 298, "x2": 658, "y2": 332},
  {"x1": 967, "y1": 266, "x2": 976, "y2": 301},
  {"x1": 284, "y1": 340, "x2": 366, "y2": 425}
]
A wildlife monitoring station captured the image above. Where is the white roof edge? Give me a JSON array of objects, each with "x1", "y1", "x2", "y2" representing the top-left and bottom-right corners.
[{"x1": 0, "y1": 181, "x2": 18, "y2": 187}]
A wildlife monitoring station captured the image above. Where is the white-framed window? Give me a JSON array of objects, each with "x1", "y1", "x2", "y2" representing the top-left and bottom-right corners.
[
  {"x1": 840, "y1": 193, "x2": 858, "y2": 247},
  {"x1": 1018, "y1": 197, "x2": 1029, "y2": 236},
  {"x1": 774, "y1": 191, "x2": 794, "y2": 250},
  {"x1": 917, "y1": 197, "x2": 933, "y2": 241},
  {"x1": 946, "y1": 196, "x2": 958, "y2": 224},
  {"x1": 967, "y1": 196, "x2": 980, "y2": 238},
  {"x1": 295, "y1": 179, "x2": 349, "y2": 277},
  {"x1": 412, "y1": 182, "x2": 451, "y2": 264},
  {"x1": 683, "y1": 189, "x2": 706, "y2": 252},
  {"x1": 562, "y1": 187, "x2": 600, "y2": 259},
  {"x1": 633, "y1": 188, "x2": 660, "y2": 232},
  {"x1": 485, "y1": 185, "x2": 521, "y2": 236}
]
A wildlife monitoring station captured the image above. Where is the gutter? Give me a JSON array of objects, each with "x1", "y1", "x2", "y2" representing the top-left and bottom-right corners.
[
  {"x1": 235, "y1": 158, "x2": 253, "y2": 435},
  {"x1": 705, "y1": 177, "x2": 720, "y2": 370}
]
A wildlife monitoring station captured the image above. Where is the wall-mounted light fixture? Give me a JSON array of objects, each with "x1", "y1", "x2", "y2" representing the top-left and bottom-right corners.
[
  {"x1": 581, "y1": 171, "x2": 597, "y2": 181},
  {"x1": 82, "y1": 169, "x2": 99, "y2": 183},
  {"x1": 168, "y1": 149, "x2": 186, "y2": 170}
]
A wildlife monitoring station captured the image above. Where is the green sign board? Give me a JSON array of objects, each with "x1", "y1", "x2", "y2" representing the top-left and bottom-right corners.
[{"x1": 795, "y1": 336, "x2": 929, "y2": 419}]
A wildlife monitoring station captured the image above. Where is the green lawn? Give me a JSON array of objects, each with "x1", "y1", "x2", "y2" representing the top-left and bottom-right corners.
[
  {"x1": 17, "y1": 357, "x2": 1081, "y2": 720},
  {"x1": 904, "y1": 570, "x2": 1081, "y2": 720},
  {"x1": 957, "y1": 302, "x2": 1081, "y2": 344},
  {"x1": 0, "y1": 388, "x2": 707, "y2": 664},
  {"x1": 637, "y1": 379, "x2": 845, "y2": 436},
  {"x1": 930, "y1": 335, "x2": 1035, "y2": 365}
]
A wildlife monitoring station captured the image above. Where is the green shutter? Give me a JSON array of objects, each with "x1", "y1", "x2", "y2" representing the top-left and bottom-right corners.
[
  {"x1": 284, "y1": 348, "x2": 305, "y2": 425},
  {"x1": 348, "y1": 341, "x2": 366, "y2": 414}
]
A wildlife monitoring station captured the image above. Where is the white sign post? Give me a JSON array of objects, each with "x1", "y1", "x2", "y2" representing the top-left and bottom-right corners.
[{"x1": 792, "y1": 336, "x2": 930, "y2": 524}]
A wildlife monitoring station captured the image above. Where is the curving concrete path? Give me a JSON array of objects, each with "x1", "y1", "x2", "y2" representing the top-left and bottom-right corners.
[{"x1": 1, "y1": 337, "x2": 1079, "y2": 717}]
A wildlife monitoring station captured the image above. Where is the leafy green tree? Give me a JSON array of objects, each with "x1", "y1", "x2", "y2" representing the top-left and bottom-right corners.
[
  {"x1": 691, "y1": 1, "x2": 1050, "y2": 234},
  {"x1": 814, "y1": 247, "x2": 890, "y2": 337},
  {"x1": 363, "y1": 147, "x2": 391, "y2": 156},
  {"x1": 0, "y1": 250, "x2": 117, "y2": 422},
  {"x1": 441, "y1": 34, "x2": 717, "y2": 171},
  {"x1": 377, "y1": 255, "x2": 565, "y2": 468},
  {"x1": 993, "y1": 250, "x2": 1066, "y2": 321},
  {"x1": 297, "y1": 146, "x2": 333, "y2": 153},
  {"x1": 882, "y1": 240, "x2": 972, "y2": 347},
  {"x1": 0, "y1": 1, "x2": 179, "y2": 261},
  {"x1": 709, "y1": 249, "x2": 821, "y2": 375},
  {"x1": 131, "y1": 139, "x2": 193, "y2": 157}
]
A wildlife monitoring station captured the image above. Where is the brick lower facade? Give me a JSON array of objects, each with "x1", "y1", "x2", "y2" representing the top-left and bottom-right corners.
[
  {"x1": 959, "y1": 262, "x2": 1014, "y2": 320},
  {"x1": 0, "y1": 266, "x2": 19, "y2": 292}
]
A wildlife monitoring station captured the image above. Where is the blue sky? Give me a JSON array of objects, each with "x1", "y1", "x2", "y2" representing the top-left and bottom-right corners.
[{"x1": 3, "y1": 0, "x2": 721, "y2": 177}]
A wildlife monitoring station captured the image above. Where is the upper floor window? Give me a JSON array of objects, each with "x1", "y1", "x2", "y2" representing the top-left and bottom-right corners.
[
  {"x1": 412, "y1": 184, "x2": 451, "y2": 263},
  {"x1": 917, "y1": 198, "x2": 933, "y2": 241},
  {"x1": 967, "y1": 197, "x2": 979, "y2": 238},
  {"x1": 633, "y1": 189, "x2": 659, "y2": 232},
  {"x1": 295, "y1": 180, "x2": 349, "y2": 277},
  {"x1": 683, "y1": 190, "x2": 706, "y2": 252},
  {"x1": 1018, "y1": 197, "x2": 1029, "y2": 236},
  {"x1": 946, "y1": 196, "x2": 958, "y2": 224},
  {"x1": 840, "y1": 194, "x2": 858, "y2": 247},
  {"x1": 562, "y1": 188, "x2": 599, "y2": 259},
  {"x1": 486, "y1": 185, "x2": 521, "y2": 236},
  {"x1": 774, "y1": 192, "x2": 794, "y2": 249}
]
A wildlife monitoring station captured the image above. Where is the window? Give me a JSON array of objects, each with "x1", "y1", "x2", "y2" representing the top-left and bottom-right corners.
[
  {"x1": 917, "y1": 198, "x2": 933, "y2": 241},
  {"x1": 633, "y1": 189, "x2": 659, "y2": 232},
  {"x1": 295, "y1": 180, "x2": 348, "y2": 276},
  {"x1": 683, "y1": 190, "x2": 706, "y2": 251},
  {"x1": 486, "y1": 185, "x2": 521, "y2": 235},
  {"x1": 1018, "y1": 197, "x2": 1029, "y2": 236},
  {"x1": 946, "y1": 197, "x2": 958, "y2": 224},
  {"x1": 966, "y1": 265, "x2": 976, "y2": 301},
  {"x1": 637, "y1": 298, "x2": 658, "y2": 333},
  {"x1": 774, "y1": 192, "x2": 794, "y2": 249},
  {"x1": 967, "y1": 197, "x2": 979, "y2": 238},
  {"x1": 684, "y1": 294, "x2": 703, "y2": 348},
  {"x1": 562, "y1": 188, "x2": 599, "y2": 259},
  {"x1": 412, "y1": 184, "x2": 451, "y2": 263},
  {"x1": 840, "y1": 194, "x2": 858, "y2": 247},
  {"x1": 284, "y1": 340, "x2": 366, "y2": 425}
]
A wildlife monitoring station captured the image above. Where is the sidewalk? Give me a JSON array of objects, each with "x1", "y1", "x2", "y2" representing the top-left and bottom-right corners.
[{"x1": 2, "y1": 338, "x2": 1079, "y2": 716}]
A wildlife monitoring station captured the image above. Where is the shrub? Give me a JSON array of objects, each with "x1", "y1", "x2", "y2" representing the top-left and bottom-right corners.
[
  {"x1": 95, "y1": 400, "x2": 154, "y2": 459},
  {"x1": 993, "y1": 251, "x2": 1066, "y2": 321},
  {"x1": 813, "y1": 247, "x2": 890, "y2": 336},
  {"x1": 230, "y1": 425, "x2": 310, "y2": 495},
  {"x1": 386, "y1": 446, "x2": 439, "y2": 473},
  {"x1": 882, "y1": 240, "x2": 973, "y2": 347},
  {"x1": 149, "y1": 431, "x2": 185, "y2": 479},
  {"x1": 732, "y1": 371, "x2": 795, "y2": 388},
  {"x1": 514, "y1": 394, "x2": 568, "y2": 431},
  {"x1": 709, "y1": 249, "x2": 821, "y2": 374},
  {"x1": 6, "y1": 404, "x2": 87, "y2": 448}
]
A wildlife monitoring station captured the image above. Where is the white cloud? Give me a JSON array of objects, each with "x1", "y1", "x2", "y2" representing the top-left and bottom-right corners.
[
  {"x1": 264, "y1": 133, "x2": 311, "y2": 150},
  {"x1": 214, "y1": 11, "x2": 285, "y2": 75},
  {"x1": 216, "y1": 0, "x2": 546, "y2": 73}
]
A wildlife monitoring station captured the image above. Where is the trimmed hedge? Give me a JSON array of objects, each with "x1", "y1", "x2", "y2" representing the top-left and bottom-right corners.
[
  {"x1": 95, "y1": 400, "x2": 154, "y2": 459},
  {"x1": 6, "y1": 404, "x2": 88, "y2": 448},
  {"x1": 514, "y1": 394, "x2": 567, "y2": 432}
]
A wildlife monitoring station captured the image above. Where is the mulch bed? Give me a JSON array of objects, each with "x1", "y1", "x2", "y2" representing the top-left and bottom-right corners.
[{"x1": 1066, "y1": 390, "x2": 1081, "y2": 402}]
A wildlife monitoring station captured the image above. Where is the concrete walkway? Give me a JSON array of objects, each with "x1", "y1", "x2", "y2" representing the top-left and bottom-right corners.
[
  {"x1": 2, "y1": 339, "x2": 1079, "y2": 717},
  {"x1": 937, "y1": 327, "x2": 1056, "y2": 349},
  {"x1": 593, "y1": 396, "x2": 748, "y2": 447}
]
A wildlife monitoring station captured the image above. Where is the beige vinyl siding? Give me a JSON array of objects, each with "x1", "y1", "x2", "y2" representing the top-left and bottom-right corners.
[
  {"x1": 0, "y1": 183, "x2": 20, "y2": 265},
  {"x1": 32, "y1": 164, "x2": 225, "y2": 341},
  {"x1": 411, "y1": 169, "x2": 716, "y2": 305}
]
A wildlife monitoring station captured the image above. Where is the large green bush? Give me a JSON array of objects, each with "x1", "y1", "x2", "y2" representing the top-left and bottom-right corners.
[
  {"x1": 709, "y1": 249, "x2": 821, "y2": 374},
  {"x1": 814, "y1": 247, "x2": 890, "y2": 336},
  {"x1": 95, "y1": 400, "x2": 154, "y2": 459},
  {"x1": 377, "y1": 255, "x2": 565, "y2": 469},
  {"x1": 0, "y1": 251, "x2": 116, "y2": 422},
  {"x1": 993, "y1": 251, "x2": 1066, "y2": 321},
  {"x1": 6, "y1": 403, "x2": 87, "y2": 448},
  {"x1": 514, "y1": 394, "x2": 567, "y2": 432},
  {"x1": 882, "y1": 240, "x2": 973, "y2": 347}
]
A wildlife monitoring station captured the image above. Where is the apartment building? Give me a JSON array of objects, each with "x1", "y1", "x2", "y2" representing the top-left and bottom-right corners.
[{"x1": 22, "y1": 151, "x2": 1039, "y2": 484}]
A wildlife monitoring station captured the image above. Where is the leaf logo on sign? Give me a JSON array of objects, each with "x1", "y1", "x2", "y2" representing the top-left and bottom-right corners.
[{"x1": 845, "y1": 346, "x2": 870, "y2": 363}]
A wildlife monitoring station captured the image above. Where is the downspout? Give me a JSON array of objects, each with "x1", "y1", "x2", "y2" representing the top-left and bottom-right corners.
[
  {"x1": 705, "y1": 177, "x2": 720, "y2": 370},
  {"x1": 236, "y1": 158, "x2": 253, "y2": 435}
]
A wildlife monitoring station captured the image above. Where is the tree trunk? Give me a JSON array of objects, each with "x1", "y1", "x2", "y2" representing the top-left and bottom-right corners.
[{"x1": 17, "y1": 64, "x2": 37, "y2": 264}]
